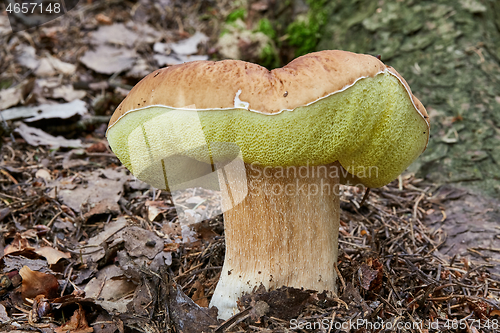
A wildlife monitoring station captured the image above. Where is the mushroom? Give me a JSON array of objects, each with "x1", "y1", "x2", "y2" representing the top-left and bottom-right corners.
[{"x1": 106, "y1": 50, "x2": 430, "y2": 319}]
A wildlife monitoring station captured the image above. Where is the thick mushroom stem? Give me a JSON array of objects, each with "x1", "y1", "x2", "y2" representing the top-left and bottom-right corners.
[{"x1": 210, "y1": 162, "x2": 341, "y2": 319}]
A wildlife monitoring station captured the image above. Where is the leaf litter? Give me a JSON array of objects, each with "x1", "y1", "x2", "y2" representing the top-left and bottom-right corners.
[
  {"x1": 0, "y1": 0, "x2": 499, "y2": 332},
  {"x1": 1, "y1": 100, "x2": 87, "y2": 122}
]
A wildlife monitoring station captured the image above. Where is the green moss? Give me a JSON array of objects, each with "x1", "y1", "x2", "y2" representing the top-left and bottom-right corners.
[
  {"x1": 226, "y1": 8, "x2": 246, "y2": 23},
  {"x1": 254, "y1": 19, "x2": 279, "y2": 68},
  {"x1": 255, "y1": 18, "x2": 276, "y2": 40},
  {"x1": 287, "y1": 0, "x2": 330, "y2": 56},
  {"x1": 259, "y1": 44, "x2": 280, "y2": 69},
  {"x1": 220, "y1": 8, "x2": 247, "y2": 37},
  {"x1": 0, "y1": 80, "x2": 12, "y2": 90}
]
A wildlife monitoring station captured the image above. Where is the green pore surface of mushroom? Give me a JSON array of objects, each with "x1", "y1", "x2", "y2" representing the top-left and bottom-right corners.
[{"x1": 106, "y1": 50, "x2": 429, "y2": 319}]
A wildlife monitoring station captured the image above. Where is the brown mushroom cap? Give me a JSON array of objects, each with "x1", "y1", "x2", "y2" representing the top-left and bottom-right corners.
[{"x1": 109, "y1": 50, "x2": 428, "y2": 122}]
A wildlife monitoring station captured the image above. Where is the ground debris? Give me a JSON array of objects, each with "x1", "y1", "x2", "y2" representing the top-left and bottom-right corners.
[
  {"x1": 238, "y1": 285, "x2": 321, "y2": 321},
  {"x1": 121, "y1": 267, "x2": 218, "y2": 333}
]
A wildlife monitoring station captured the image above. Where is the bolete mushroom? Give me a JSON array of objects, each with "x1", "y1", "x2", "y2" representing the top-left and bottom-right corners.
[{"x1": 106, "y1": 50, "x2": 429, "y2": 319}]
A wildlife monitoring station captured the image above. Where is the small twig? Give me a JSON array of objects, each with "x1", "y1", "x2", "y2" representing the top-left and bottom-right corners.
[
  {"x1": 326, "y1": 311, "x2": 336, "y2": 333},
  {"x1": 60, "y1": 266, "x2": 73, "y2": 297},
  {"x1": 213, "y1": 306, "x2": 252, "y2": 332},
  {"x1": 334, "y1": 262, "x2": 346, "y2": 292},
  {"x1": 46, "y1": 211, "x2": 62, "y2": 228},
  {"x1": 96, "y1": 274, "x2": 107, "y2": 299}
]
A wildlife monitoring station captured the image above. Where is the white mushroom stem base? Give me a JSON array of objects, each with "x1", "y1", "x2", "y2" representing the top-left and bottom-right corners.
[{"x1": 210, "y1": 162, "x2": 340, "y2": 319}]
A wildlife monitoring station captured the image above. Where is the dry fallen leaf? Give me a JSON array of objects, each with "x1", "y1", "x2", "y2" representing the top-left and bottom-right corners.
[
  {"x1": 46, "y1": 55, "x2": 77, "y2": 75},
  {"x1": 3, "y1": 234, "x2": 33, "y2": 255},
  {"x1": 145, "y1": 200, "x2": 170, "y2": 221},
  {"x1": 90, "y1": 23, "x2": 140, "y2": 47},
  {"x1": 54, "y1": 304, "x2": 93, "y2": 333},
  {"x1": 49, "y1": 169, "x2": 129, "y2": 213},
  {"x1": 126, "y1": 58, "x2": 152, "y2": 78},
  {"x1": 31, "y1": 55, "x2": 77, "y2": 77},
  {"x1": 35, "y1": 169, "x2": 52, "y2": 181},
  {"x1": 0, "y1": 304, "x2": 10, "y2": 323},
  {"x1": 52, "y1": 85, "x2": 87, "y2": 102},
  {"x1": 122, "y1": 226, "x2": 163, "y2": 260},
  {"x1": 153, "y1": 53, "x2": 208, "y2": 67},
  {"x1": 358, "y1": 263, "x2": 379, "y2": 291},
  {"x1": 84, "y1": 265, "x2": 136, "y2": 313},
  {"x1": 80, "y1": 45, "x2": 137, "y2": 75},
  {"x1": 365, "y1": 258, "x2": 383, "y2": 292},
  {"x1": 1, "y1": 99, "x2": 87, "y2": 122},
  {"x1": 83, "y1": 199, "x2": 121, "y2": 222},
  {"x1": 15, "y1": 123, "x2": 83, "y2": 148},
  {"x1": 153, "y1": 32, "x2": 208, "y2": 56},
  {"x1": 0, "y1": 15, "x2": 10, "y2": 36},
  {"x1": 34, "y1": 57, "x2": 58, "y2": 76},
  {"x1": 0, "y1": 86, "x2": 24, "y2": 110},
  {"x1": 19, "y1": 266, "x2": 59, "y2": 299},
  {"x1": 92, "y1": 312, "x2": 117, "y2": 333},
  {"x1": 3, "y1": 256, "x2": 51, "y2": 274},
  {"x1": 191, "y1": 280, "x2": 209, "y2": 307},
  {"x1": 165, "y1": 271, "x2": 219, "y2": 332},
  {"x1": 35, "y1": 246, "x2": 71, "y2": 266},
  {"x1": 15, "y1": 44, "x2": 39, "y2": 70},
  {"x1": 79, "y1": 217, "x2": 128, "y2": 263}
]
